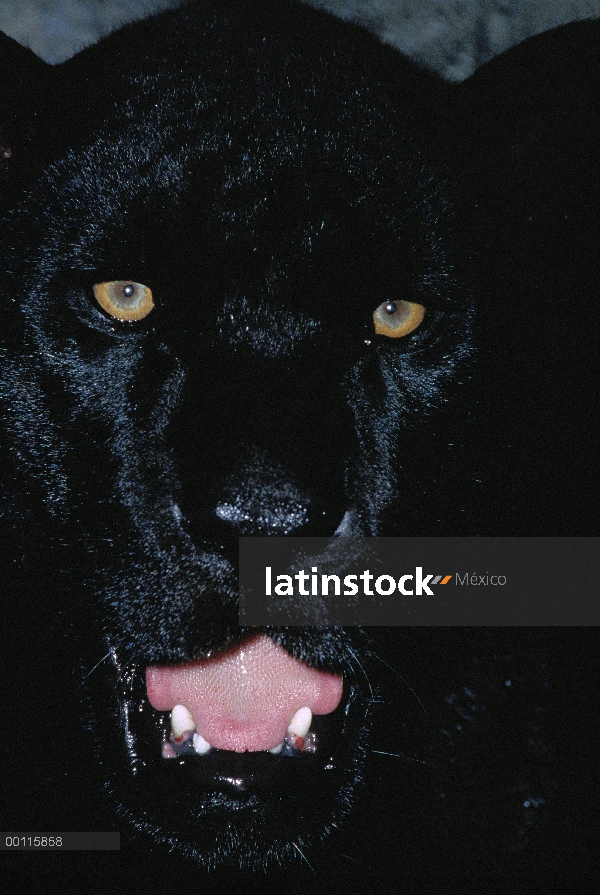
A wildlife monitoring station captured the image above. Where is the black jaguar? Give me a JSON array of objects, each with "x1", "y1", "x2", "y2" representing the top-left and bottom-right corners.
[{"x1": 0, "y1": 1, "x2": 596, "y2": 883}]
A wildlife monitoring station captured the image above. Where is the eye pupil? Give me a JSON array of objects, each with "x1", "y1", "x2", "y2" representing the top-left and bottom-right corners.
[
  {"x1": 385, "y1": 301, "x2": 397, "y2": 315},
  {"x1": 123, "y1": 284, "x2": 135, "y2": 297}
]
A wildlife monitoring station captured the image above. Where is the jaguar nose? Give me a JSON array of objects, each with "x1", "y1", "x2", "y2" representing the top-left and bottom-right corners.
[
  {"x1": 211, "y1": 452, "x2": 311, "y2": 537},
  {"x1": 215, "y1": 495, "x2": 309, "y2": 536},
  {"x1": 213, "y1": 453, "x2": 350, "y2": 537}
]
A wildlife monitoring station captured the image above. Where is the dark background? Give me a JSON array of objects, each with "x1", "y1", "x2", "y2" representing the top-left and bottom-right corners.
[{"x1": 2, "y1": 0, "x2": 600, "y2": 77}]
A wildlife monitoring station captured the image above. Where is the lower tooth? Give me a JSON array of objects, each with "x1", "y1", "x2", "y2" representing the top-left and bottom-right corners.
[
  {"x1": 269, "y1": 742, "x2": 284, "y2": 754},
  {"x1": 193, "y1": 732, "x2": 212, "y2": 755},
  {"x1": 162, "y1": 741, "x2": 178, "y2": 759}
]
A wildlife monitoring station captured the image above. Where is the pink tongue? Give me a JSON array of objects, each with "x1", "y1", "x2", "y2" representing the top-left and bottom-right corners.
[{"x1": 145, "y1": 634, "x2": 343, "y2": 752}]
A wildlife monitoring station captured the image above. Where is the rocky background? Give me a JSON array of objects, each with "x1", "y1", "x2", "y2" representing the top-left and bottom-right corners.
[{"x1": 1, "y1": 0, "x2": 599, "y2": 79}]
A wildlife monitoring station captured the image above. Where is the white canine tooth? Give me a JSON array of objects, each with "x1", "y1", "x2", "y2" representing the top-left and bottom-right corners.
[
  {"x1": 171, "y1": 704, "x2": 196, "y2": 738},
  {"x1": 192, "y1": 732, "x2": 212, "y2": 755},
  {"x1": 269, "y1": 742, "x2": 284, "y2": 754},
  {"x1": 287, "y1": 706, "x2": 312, "y2": 738}
]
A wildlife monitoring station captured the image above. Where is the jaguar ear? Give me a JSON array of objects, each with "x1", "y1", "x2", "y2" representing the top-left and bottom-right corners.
[
  {"x1": 454, "y1": 18, "x2": 599, "y2": 253},
  {"x1": 457, "y1": 19, "x2": 599, "y2": 164},
  {"x1": 0, "y1": 32, "x2": 58, "y2": 212}
]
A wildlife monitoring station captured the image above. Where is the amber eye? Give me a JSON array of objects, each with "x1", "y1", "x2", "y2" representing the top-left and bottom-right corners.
[
  {"x1": 373, "y1": 299, "x2": 425, "y2": 338},
  {"x1": 92, "y1": 280, "x2": 154, "y2": 321}
]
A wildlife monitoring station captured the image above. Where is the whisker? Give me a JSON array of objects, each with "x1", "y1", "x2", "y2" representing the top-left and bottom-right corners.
[
  {"x1": 293, "y1": 842, "x2": 316, "y2": 874},
  {"x1": 84, "y1": 650, "x2": 113, "y2": 678},
  {"x1": 370, "y1": 651, "x2": 428, "y2": 716},
  {"x1": 373, "y1": 750, "x2": 428, "y2": 765},
  {"x1": 346, "y1": 644, "x2": 374, "y2": 701}
]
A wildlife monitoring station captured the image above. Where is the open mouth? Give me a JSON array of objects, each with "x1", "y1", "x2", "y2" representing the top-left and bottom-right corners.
[
  {"x1": 146, "y1": 634, "x2": 344, "y2": 754},
  {"x1": 106, "y1": 634, "x2": 353, "y2": 801}
]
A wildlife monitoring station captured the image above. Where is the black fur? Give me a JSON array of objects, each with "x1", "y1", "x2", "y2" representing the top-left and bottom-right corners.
[{"x1": 0, "y1": 1, "x2": 596, "y2": 884}]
